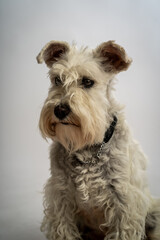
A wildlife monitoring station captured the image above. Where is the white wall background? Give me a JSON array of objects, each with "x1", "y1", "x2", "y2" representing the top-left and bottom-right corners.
[{"x1": 0, "y1": 0, "x2": 160, "y2": 239}]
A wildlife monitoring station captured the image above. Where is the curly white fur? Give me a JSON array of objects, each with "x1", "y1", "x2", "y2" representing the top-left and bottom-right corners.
[{"x1": 37, "y1": 41, "x2": 160, "y2": 240}]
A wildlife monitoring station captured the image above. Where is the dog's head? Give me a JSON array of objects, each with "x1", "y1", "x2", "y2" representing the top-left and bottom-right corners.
[{"x1": 37, "y1": 41, "x2": 131, "y2": 152}]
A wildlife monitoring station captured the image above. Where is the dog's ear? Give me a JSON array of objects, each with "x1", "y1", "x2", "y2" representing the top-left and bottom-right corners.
[
  {"x1": 36, "y1": 41, "x2": 69, "y2": 68},
  {"x1": 93, "y1": 41, "x2": 132, "y2": 73}
]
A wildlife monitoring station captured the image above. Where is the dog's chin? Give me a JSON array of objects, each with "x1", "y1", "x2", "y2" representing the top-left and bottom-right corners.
[
  {"x1": 52, "y1": 122, "x2": 95, "y2": 152},
  {"x1": 53, "y1": 122, "x2": 81, "y2": 152}
]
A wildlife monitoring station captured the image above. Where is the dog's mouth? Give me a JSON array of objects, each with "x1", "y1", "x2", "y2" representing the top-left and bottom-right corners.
[
  {"x1": 51, "y1": 114, "x2": 80, "y2": 129},
  {"x1": 61, "y1": 122, "x2": 69, "y2": 125},
  {"x1": 51, "y1": 121, "x2": 79, "y2": 128},
  {"x1": 60, "y1": 121, "x2": 79, "y2": 127}
]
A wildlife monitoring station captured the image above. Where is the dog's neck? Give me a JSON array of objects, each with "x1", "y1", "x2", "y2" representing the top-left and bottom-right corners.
[{"x1": 67, "y1": 115, "x2": 118, "y2": 167}]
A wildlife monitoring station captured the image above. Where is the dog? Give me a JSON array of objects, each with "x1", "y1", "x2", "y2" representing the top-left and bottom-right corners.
[{"x1": 37, "y1": 40, "x2": 160, "y2": 240}]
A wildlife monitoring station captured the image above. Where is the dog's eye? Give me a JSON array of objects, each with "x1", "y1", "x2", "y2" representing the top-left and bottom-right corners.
[
  {"x1": 82, "y1": 77, "x2": 94, "y2": 88},
  {"x1": 55, "y1": 76, "x2": 62, "y2": 86}
]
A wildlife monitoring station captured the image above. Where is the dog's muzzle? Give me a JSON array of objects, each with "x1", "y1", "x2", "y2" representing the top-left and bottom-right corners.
[{"x1": 54, "y1": 104, "x2": 71, "y2": 120}]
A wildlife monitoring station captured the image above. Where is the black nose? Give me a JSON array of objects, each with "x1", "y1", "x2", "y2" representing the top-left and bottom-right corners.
[{"x1": 54, "y1": 104, "x2": 71, "y2": 120}]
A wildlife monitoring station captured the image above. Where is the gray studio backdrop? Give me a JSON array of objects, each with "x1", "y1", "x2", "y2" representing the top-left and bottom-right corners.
[{"x1": 0, "y1": 0, "x2": 160, "y2": 239}]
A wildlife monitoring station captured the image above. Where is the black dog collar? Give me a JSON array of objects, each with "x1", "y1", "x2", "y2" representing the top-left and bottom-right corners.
[
  {"x1": 97, "y1": 116, "x2": 118, "y2": 158},
  {"x1": 103, "y1": 116, "x2": 118, "y2": 143}
]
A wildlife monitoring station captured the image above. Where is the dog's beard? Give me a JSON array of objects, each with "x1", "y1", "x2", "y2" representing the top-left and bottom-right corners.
[
  {"x1": 39, "y1": 102, "x2": 107, "y2": 152},
  {"x1": 54, "y1": 122, "x2": 85, "y2": 152}
]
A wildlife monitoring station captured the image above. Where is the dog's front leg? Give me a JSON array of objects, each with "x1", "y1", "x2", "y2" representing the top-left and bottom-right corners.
[
  {"x1": 41, "y1": 177, "x2": 82, "y2": 240},
  {"x1": 103, "y1": 185, "x2": 148, "y2": 240}
]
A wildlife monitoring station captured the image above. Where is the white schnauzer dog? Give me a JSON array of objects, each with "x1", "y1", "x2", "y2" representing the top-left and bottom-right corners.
[{"x1": 37, "y1": 40, "x2": 160, "y2": 240}]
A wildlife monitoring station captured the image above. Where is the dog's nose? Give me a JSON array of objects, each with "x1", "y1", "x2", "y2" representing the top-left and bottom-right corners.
[{"x1": 54, "y1": 104, "x2": 71, "y2": 120}]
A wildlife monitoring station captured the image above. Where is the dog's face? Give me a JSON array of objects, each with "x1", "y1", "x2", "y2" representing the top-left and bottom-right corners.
[{"x1": 37, "y1": 41, "x2": 131, "y2": 152}]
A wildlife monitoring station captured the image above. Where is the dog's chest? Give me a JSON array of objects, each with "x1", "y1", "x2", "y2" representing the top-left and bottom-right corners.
[
  {"x1": 65, "y1": 150, "x2": 110, "y2": 205},
  {"x1": 64, "y1": 151, "x2": 111, "y2": 230}
]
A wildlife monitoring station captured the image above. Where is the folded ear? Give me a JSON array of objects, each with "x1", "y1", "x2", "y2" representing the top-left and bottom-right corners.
[
  {"x1": 36, "y1": 41, "x2": 69, "y2": 68},
  {"x1": 93, "y1": 41, "x2": 132, "y2": 73}
]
